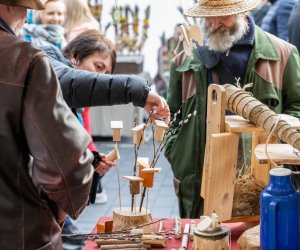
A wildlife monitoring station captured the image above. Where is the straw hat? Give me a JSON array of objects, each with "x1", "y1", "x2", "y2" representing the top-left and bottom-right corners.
[
  {"x1": 0, "y1": 0, "x2": 44, "y2": 9},
  {"x1": 184, "y1": 0, "x2": 260, "y2": 17}
]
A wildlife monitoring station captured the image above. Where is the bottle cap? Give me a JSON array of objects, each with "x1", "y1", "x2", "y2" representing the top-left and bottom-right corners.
[{"x1": 270, "y1": 168, "x2": 291, "y2": 176}]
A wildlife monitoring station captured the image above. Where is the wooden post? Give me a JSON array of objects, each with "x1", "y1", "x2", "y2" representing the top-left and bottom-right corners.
[{"x1": 201, "y1": 84, "x2": 226, "y2": 199}]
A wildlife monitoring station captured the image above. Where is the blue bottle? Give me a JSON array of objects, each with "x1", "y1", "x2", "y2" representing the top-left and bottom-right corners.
[{"x1": 260, "y1": 168, "x2": 300, "y2": 250}]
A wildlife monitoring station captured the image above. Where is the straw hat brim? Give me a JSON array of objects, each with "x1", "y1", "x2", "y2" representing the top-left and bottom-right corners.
[
  {"x1": 184, "y1": 0, "x2": 260, "y2": 17},
  {"x1": 0, "y1": 0, "x2": 44, "y2": 10}
]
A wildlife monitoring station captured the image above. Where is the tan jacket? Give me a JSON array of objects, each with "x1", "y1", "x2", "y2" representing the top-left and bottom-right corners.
[{"x1": 0, "y1": 24, "x2": 94, "y2": 249}]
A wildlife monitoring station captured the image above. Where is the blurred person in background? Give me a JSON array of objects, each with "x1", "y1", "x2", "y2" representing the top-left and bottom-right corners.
[
  {"x1": 23, "y1": 0, "x2": 66, "y2": 48},
  {"x1": 288, "y1": 0, "x2": 300, "y2": 52},
  {"x1": 250, "y1": 0, "x2": 272, "y2": 27},
  {"x1": 261, "y1": 0, "x2": 296, "y2": 41},
  {"x1": 63, "y1": 0, "x2": 99, "y2": 42}
]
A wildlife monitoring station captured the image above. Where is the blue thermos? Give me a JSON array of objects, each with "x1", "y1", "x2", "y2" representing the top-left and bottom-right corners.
[{"x1": 260, "y1": 168, "x2": 300, "y2": 250}]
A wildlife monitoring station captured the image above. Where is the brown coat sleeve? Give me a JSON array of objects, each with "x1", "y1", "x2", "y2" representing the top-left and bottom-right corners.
[{"x1": 23, "y1": 53, "x2": 94, "y2": 219}]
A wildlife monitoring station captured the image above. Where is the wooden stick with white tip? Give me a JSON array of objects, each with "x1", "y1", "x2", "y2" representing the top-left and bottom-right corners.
[{"x1": 111, "y1": 121, "x2": 123, "y2": 210}]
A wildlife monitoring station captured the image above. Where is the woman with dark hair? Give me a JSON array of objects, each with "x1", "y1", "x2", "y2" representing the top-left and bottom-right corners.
[
  {"x1": 42, "y1": 29, "x2": 169, "y2": 244},
  {"x1": 63, "y1": 29, "x2": 116, "y2": 205},
  {"x1": 62, "y1": 29, "x2": 116, "y2": 75}
]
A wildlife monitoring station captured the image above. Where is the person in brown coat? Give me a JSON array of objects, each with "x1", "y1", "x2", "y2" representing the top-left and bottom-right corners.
[{"x1": 0, "y1": 0, "x2": 96, "y2": 249}]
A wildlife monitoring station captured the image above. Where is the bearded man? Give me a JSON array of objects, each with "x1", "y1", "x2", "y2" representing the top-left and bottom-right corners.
[{"x1": 165, "y1": 0, "x2": 300, "y2": 218}]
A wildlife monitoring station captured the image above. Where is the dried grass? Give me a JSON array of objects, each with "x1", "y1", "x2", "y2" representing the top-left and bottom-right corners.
[{"x1": 232, "y1": 174, "x2": 263, "y2": 217}]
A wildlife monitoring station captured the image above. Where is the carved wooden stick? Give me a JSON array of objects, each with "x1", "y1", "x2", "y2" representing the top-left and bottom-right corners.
[
  {"x1": 157, "y1": 220, "x2": 164, "y2": 233},
  {"x1": 174, "y1": 217, "x2": 182, "y2": 239},
  {"x1": 141, "y1": 234, "x2": 167, "y2": 248},
  {"x1": 101, "y1": 243, "x2": 150, "y2": 249},
  {"x1": 179, "y1": 223, "x2": 190, "y2": 249},
  {"x1": 95, "y1": 239, "x2": 135, "y2": 246},
  {"x1": 190, "y1": 220, "x2": 196, "y2": 241}
]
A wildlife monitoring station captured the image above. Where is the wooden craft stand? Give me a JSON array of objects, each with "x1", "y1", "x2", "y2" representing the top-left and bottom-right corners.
[{"x1": 202, "y1": 84, "x2": 300, "y2": 222}]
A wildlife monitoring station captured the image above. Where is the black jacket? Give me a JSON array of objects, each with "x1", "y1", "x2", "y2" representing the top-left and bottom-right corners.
[{"x1": 42, "y1": 45, "x2": 150, "y2": 109}]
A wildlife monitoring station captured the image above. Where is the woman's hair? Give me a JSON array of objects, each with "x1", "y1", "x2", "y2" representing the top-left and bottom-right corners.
[
  {"x1": 63, "y1": 0, "x2": 99, "y2": 38},
  {"x1": 62, "y1": 29, "x2": 117, "y2": 73}
]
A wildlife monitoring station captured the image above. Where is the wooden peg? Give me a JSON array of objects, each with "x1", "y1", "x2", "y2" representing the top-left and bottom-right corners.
[
  {"x1": 154, "y1": 120, "x2": 168, "y2": 141},
  {"x1": 105, "y1": 145, "x2": 120, "y2": 162},
  {"x1": 111, "y1": 121, "x2": 123, "y2": 142},
  {"x1": 123, "y1": 176, "x2": 143, "y2": 195},
  {"x1": 137, "y1": 158, "x2": 161, "y2": 187},
  {"x1": 131, "y1": 123, "x2": 146, "y2": 145},
  {"x1": 137, "y1": 157, "x2": 150, "y2": 180},
  {"x1": 96, "y1": 222, "x2": 105, "y2": 233},
  {"x1": 141, "y1": 168, "x2": 161, "y2": 188}
]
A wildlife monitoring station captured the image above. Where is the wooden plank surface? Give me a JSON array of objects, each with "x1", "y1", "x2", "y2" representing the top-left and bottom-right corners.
[
  {"x1": 204, "y1": 132, "x2": 239, "y2": 221},
  {"x1": 201, "y1": 84, "x2": 226, "y2": 199},
  {"x1": 225, "y1": 114, "x2": 300, "y2": 133},
  {"x1": 255, "y1": 144, "x2": 300, "y2": 164}
]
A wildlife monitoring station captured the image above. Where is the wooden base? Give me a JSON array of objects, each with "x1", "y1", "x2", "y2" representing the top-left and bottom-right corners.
[
  {"x1": 112, "y1": 207, "x2": 154, "y2": 233},
  {"x1": 237, "y1": 224, "x2": 260, "y2": 250},
  {"x1": 223, "y1": 215, "x2": 260, "y2": 223}
]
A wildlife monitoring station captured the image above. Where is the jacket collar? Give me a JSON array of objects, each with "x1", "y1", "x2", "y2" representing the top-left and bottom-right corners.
[
  {"x1": 251, "y1": 26, "x2": 280, "y2": 61},
  {"x1": 0, "y1": 17, "x2": 15, "y2": 35}
]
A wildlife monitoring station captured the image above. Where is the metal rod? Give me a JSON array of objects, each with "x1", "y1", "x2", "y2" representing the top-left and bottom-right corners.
[{"x1": 115, "y1": 143, "x2": 122, "y2": 210}]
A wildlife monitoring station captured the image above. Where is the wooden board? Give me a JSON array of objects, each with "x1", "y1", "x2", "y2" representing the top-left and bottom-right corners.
[
  {"x1": 201, "y1": 84, "x2": 226, "y2": 199},
  {"x1": 225, "y1": 115, "x2": 262, "y2": 133},
  {"x1": 250, "y1": 131, "x2": 276, "y2": 187},
  {"x1": 203, "y1": 132, "x2": 239, "y2": 221},
  {"x1": 225, "y1": 114, "x2": 300, "y2": 133},
  {"x1": 254, "y1": 144, "x2": 300, "y2": 164},
  {"x1": 223, "y1": 215, "x2": 260, "y2": 223}
]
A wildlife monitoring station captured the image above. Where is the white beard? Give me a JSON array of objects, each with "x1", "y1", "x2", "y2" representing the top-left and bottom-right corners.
[{"x1": 201, "y1": 15, "x2": 249, "y2": 53}]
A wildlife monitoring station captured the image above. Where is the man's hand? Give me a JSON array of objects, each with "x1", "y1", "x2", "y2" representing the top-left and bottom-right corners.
[
  {"x1": 144, "y1": 91, "x2": 170, "y2": 124},
  {"x1": 94, "y1": 154, "x2": 115, "y2": 176}
]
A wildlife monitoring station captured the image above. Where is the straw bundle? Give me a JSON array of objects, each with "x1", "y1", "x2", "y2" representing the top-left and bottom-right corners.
[{"x1": 232, "y1": 174, "x2": 263, "y2": 217}]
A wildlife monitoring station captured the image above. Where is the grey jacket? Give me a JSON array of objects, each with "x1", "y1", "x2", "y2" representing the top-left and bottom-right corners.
[
  {"x1": 0, "y1": 24, "x2": 94, "y2": 249},
  {"x1": 42, "y1": 45, "x2": 150, "y2": 109}
]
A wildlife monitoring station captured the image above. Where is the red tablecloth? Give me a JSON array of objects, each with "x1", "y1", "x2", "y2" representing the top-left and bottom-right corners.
[{"x1": 83, "y1": 217, "x2": 246, "y2": 250}]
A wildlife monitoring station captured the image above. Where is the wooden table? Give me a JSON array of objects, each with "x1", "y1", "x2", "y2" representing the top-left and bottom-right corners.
[{"x1": 83, "y1": 217, "x2": 247, "y2": 250}]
